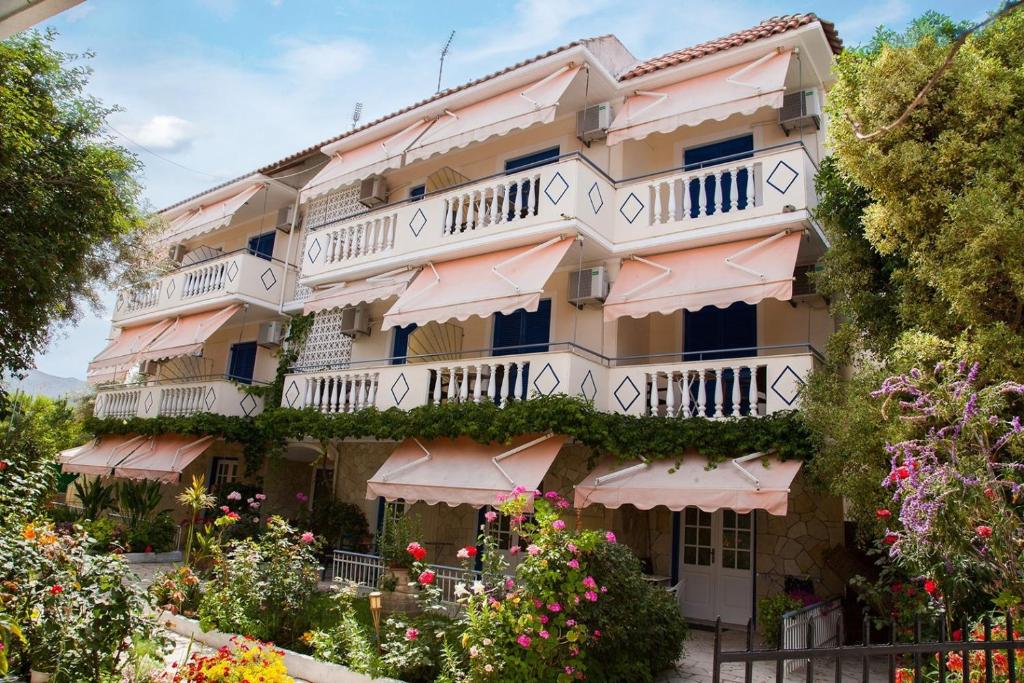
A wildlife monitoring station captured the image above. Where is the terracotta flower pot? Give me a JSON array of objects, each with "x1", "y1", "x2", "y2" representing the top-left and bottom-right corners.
[{"x1": 30, "y1": 670, "x2": 53, "y2": 682}]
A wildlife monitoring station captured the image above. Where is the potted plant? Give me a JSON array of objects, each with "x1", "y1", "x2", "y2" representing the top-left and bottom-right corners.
[{"x1": 378, "y1": 506, "x2": 422, "y2": 591}]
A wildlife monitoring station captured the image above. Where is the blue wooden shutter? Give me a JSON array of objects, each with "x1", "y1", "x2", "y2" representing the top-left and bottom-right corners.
[
  {"x1": 492, "y1": 299, "x2": 551, "y2": 356},
  {"x1": 227, "y1": 341, "x2": 258, "y2": 384},
  {"x1": 248, "y1": 231, "x2": 276, "y2": 261},
  {"x1": 391, "y1": 324, "x2": 417, "y2": 365},
  {"x1": 683, "y1": 135, "x2": 754, "y2": 217}
]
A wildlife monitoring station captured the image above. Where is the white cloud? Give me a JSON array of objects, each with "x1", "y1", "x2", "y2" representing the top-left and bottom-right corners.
[
  {"x1": 120, "y1": 115, "x2": 198, "y2": 153},
  {"x1": 276, "y1": 38, "x2": 371, "y2": 85}
]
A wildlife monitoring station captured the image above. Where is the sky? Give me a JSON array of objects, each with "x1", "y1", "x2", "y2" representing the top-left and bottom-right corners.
[{"x1": 31, "y1": 0, "x2": 983, "y2": 380}]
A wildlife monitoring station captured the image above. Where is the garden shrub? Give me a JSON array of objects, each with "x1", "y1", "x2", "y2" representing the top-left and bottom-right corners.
[
  {"x1": 298, "y1": 497, "x2": 369, "y2": 551},
  {"x1": 150, "y1": 565, "x2": 202, "y2": 617},
  {"x1": 577, "y1": 541, "x2": 688, "y2": 682},
  {"x1": 307, "y1": 583, "x2": 380, "y2": 672},
  {"x1": 757, "y1": 593, "x2": 804, "y2": 648}
]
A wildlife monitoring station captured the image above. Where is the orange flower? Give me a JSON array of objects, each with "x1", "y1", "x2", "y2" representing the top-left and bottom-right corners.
[{"x1": 22, "y1": 524, "x2": 36, "y2": 540}]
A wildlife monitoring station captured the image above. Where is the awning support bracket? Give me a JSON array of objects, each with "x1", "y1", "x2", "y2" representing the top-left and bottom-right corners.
[
  {"x1": 381, "y1": 438, "x2": 432, "y2": 481},
  {"x1": 730, "y1": 450, "x2": 775, "y2": 491},
  {"x1": 724, "y1": 229, "x2": 792, "y2": 280},
  {"x1": 725, "y1": 48, "x2": 786, "y2": 92},
  {"x1": 594, "y1": 460, "x2": 650, "y2": 487},
  {"x1": 620, "y1": 255, "x2": 673, "y2": 301},
  {"x1": 491, "y1": 434, "x2": 554, "y2": 486},
  {"x1": 392, "y1": 263, "x2": 440, "y2": 312},
  {"x1": 492, "y1": 236, "x2": 563, "y2": 293},
  {"x1": 169, "y1": 435, "x2": 217, "y2": 472},
  {"x1": 521, "y1": 63, "x2": 574, "y2": 108},
  {"x1": 622, "y1": 90, "x2": 669, "y2": 124}
]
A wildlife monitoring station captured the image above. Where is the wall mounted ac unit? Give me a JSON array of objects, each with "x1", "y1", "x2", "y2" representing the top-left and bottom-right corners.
[
  {"x1": 568, "y1": 266, "x2": 609, "y2": 307},
  {"x1": 576, "y1": 102, "x2": 612, "y2": 143},
  {"x1": 167, "y1": 243, "x2": 186, "y2": 263},
  {"x1": 275, "y1": 205, "x2": 295, "y2": 232},
  {"x1": 139, "y1": 359, "x2": 160, "y2": 376},
  {"x1": 358, "y1": 176, "x2": 388, "y2": 208},
  {"x1": 779, "y1": 89, "x2": 822, "y2": 134},
  {"x1": 792, "y1": 264, "x2": 819, "y2": 298},
  {"x1": 258, "y1": 321, "x2": 285, "y2": 348},
  {"x1": 338, "y1": 306, "x2": 370, "y2": 336}
]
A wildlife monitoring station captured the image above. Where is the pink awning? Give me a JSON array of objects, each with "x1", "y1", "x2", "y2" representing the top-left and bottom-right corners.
[
  {"x1": 135, "y1": 304, "x2": 242, "y2": 363},
  {"x1": 603, "y1": 231, "x2": 802, "y2": 322},
  {"x1": 59, "y1": 435, "x2": 149, "y2": 476},
  {"x1": 366, "y1": 434, "x2": 567, "y2": 507},
  {"x1": 608, "y1": 50, "x2": 792, "y2": 145},
  {"x1": 574, "y1": 452, "x2": 802, "y2": 516},
  {"x1": 87, "y1": 319, "x2": 175, "y2": 385},
  {"x1": 301, "y1": 118, "x2": 435, "y2": 202},
  {"x1": 382, "y1": 237, "x2": 575, "y2": 331},
  {"x1": 303, "y1": 271, "x2": 416, "y2": 315},
  {"x1": 113, "y1": 434, "x2": 217, "y2": 484},
  {"x1": 404, "y1": 64, "x2": 581, "y2": 164},
  {"x1": 165, "y1": 184, "x2": 264, "y2": 241}
]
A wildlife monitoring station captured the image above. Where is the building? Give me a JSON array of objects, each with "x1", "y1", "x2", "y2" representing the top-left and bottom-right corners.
[{"x1": 62, "y1": 14, "x2": 845, "y2": 627}]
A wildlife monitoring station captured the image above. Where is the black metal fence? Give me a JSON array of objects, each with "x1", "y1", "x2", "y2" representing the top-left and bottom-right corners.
[{"x1": 712, "y1": 611, "x2": 1023, "y2": 682}]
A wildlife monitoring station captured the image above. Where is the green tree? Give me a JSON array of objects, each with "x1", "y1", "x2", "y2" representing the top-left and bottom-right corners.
[{"x1": 0, "y1": 30, "x2": 151, "y2": 381}]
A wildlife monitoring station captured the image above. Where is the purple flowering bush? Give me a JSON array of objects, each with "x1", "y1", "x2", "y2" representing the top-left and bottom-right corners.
[{"x1": 875, "y1": 361, "x2": 1024, "y2": 611}]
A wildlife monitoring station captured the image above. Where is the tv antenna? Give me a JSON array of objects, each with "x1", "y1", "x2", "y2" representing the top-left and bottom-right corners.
[
  {"x1": 436, "y1": 30, "x2": 455, "y2": 93},
  {"x1": 351, "y1": 102, "x2": 363, "y2": 129}
]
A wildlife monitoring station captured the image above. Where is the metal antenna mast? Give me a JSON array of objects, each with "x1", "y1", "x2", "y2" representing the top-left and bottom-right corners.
[
  {"x1": 436, "y1": 30, "x2": 455, "y2": 93},
  {"x1": 351, "y1": 102, "x2": 363, "y2": 130}
]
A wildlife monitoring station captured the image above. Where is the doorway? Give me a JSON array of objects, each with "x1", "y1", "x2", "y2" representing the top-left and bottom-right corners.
[{"x1": 678, "y1": 507, "x2": 754, "y2": 625}]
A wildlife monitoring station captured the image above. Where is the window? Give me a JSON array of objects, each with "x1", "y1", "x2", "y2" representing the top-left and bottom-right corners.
[
  {"x1": 376, "y1": 498, "x2": 407, "y2": 536},
  {"x1": 683, "y1": 302, "x2": 756, "y2": 361},
  {"x1": 504, "y1": 146, "x2": 560, "y2": 174},
  {"x1": 409, "y1": 184, "x2": 426, "y2": 202},
  {"x1": 210, "y1": 457, "x2": 239, "y2": 490},
  {"x1": 683, "y1": 135, "x2": 754, "y2": 217},
  {"x1": 247, "y1": 231, "x2": 276, "y2": 261},
  {"x1": 492, "y1": 300, "x2": 551, "y2": 356},
  {"x1": 227, "y1": 341, "x2": 258, "y2": 384},
  {"x1": 391, "y1": 324, "x2": 417, "y2": 365}
]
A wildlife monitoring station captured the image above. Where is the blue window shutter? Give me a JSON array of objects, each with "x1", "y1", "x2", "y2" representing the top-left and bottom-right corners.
[
  {"x1": 504, "y1": 146, "x2": 560, "y2": 174},
  {"x1": 492, "y1": 300, "x2": 550, "y2": 356},
  {"x1": 683, "y1": 135, "x2": 754, "y2": 216},
  {"x1": 683, "y1": 302, "x2": 756, "y2": 361},
  {"x1": 227, "y1": 341, "x2": 258, "y2": 384},
  {"x1": 248, "y1": 231, "x2": 276, "y2": 261},
  {"x1": 391, "y1": 324, "x2": 417, "y2": 365}
]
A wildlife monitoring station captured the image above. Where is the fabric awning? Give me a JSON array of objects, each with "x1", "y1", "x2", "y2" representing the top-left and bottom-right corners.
[
  {"x1": 574, "y1": 452, "x2": 802, "y2": 516},
  {"x1": 303, "y1": 270, "x2": 417, "y2": 315},
  {"x1": 607, "y1": 50, "x2": 792, "y2": 146},
  {"x1": 603, "y1": 231, "x2": 802, "y2": 322},
  {"x1": 59, "y1": 435, "x2": 149, "y2": 476},
  {"x1": 165, "y1": 184, "x2": 265, "y2": 241},
  {"x1": 404, "y1": 64, "x2": 581, "y2": 164},
  {"x1": 87, "y1": 319, "x2": 176, "y2": 385},
  {"x1": 382, "y1": 236, "x2": 575, "y2": 331},
  {"x1": 135, "y1": 304, "x2": 242, "y2": 363},
  {"x1": 301, "y1": 118, "x2": 435, "y2": 202},
  {"x1": 113, "y1": 434, "x2": 217, "y2": 484},
  {"x1": 366, "y1": 434, "x2": 567, "y2": 507}
]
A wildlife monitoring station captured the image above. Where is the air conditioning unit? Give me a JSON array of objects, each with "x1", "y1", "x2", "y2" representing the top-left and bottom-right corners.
[
  {"x1": 568, "y1": 266, "x2": 609, "y2": 307},
  {"x1": 576, "y1": 102, "x2": 612, "y2": 143},
  {"x1": 358, "y1": 176, "x2": 388, "y2": 208},
  {"x1": 779, "y1": 89, "x2": 822, "y2": 134},
  {"x1": 139, "y1": 359, "x2": 160, "y2": 376},
  {"x1": 167, "y1": 243, "x2": 186, "y2": 263},
  {"x1": 275, "y1": 205, "x2": 296, "y2": 232},
  {"x1": 338, "y1": 306, "x2": 370, "y2": 336},
  {"x1": 258, "y1": 321, "x2": 285, "y2": 348},
  {"x1": 792, "y1": 264, "x2": 818, "y2": 298}
]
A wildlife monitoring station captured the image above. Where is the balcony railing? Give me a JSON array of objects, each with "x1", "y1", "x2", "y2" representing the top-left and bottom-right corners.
[
  {"x1": 298, "y1": 144, "x2": 816, "y2": 285},
  {"x1": 283, "y1": 343, "x2": 818, "y2": 418},
  {"x1": 95, "y1": 377, "x2": 265, "y2": 419},
  {"x1": 112, "y1": 250, "x2": 287, "y2": 324}
]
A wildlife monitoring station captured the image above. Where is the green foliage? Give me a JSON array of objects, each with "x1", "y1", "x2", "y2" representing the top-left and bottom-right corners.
[
  {"x1": 0, "y1": 30, "x2": 149, "y2": 378},
  {"x1": 379, "y1": 505, "x2": 422, "y2": 568},
  {"x1": 307, "y1": 584, "x2": 381, "y2": 673},
  {"x1": 757, "y1": 593, "x2": 803, "y2": 649},
  {"x1": 85, "y1": 395, "x2": 812, "y2": 474},
  {"x1": 253, "y1": 313, "x2": 314, "y2": 410},
  {"x1": 576, "y1": 541, "x2": 688, "y2": 683},
  {"x1": 115, "y1": 479, "x2": 165, "y2": 528},
  {"x1": 298, "y1": 497, "x2": 369, "y2": 551},
  {"x1": 71, "y1": 476, "x2": 113, "y2": 520}
]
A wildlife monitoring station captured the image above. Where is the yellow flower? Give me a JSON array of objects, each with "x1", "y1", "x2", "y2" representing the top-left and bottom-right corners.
[
  {"x1": 38, "y1": 533, "x2": 57, "y2": 546},
  {"x1": 22, "y1": 524, "x2": 36, "y2": 541}
]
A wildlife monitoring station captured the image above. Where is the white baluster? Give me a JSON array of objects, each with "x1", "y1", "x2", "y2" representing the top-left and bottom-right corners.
[
  {"x1": 696, "y1": 370, "x2": 707, "y2": 417},
  {"x1": 745, "y1": 163, "x2": 755, "y2": 210},
  {"x1": 487, "y1": 188, "x2": 498, "y2": 226},
  {"x1": 432, "y1": 368, "x2": 444, "y2": 405},
  {"x1": 303, "y1": 378, "x2": 313, "y2": 408},
  {"x1": 713, "y1": 369, "x2": 724, "y2": 418},
  {"x1": 748, "y1": 366, "x2": 760, "y2": 417},
  {"x1": 326, "y1": 377, "x2": 337, "y2": 413},
  {"x1": 666, "y1": 372, "x2": 677, "y2": 417},
  {"x1": 312, "y1": 378, "x2": 323, "y2": 412},
  {"x1": 453, "y1": 196, "x2": 463, "y2": 231},
  {"x1": 501, "y1": 363, "x2": 513, "y2": 407},
  {"x1": 459, "y1": 367, "x2": 470, "y2": 402},
  {"x1": 368, "y1": 374, "x2": 378, "y2": 407},
  {"x1": 513, "y1": 362, "x2": 525, "y2": 402},
  {"x1": 442, "y1": 199, "x2": 452, "y2": 234},
  {"x1": 530, "y1": 174, "x2": 540, "y2": 215},
  {"x1": 446, "y1": 367, "x2": 459, "y2": 402},
  {"x1": 652, "y1": 183, "x2": 662, "y2": 225},
  {"x1": 731, "y1": 366, "x2": 741, "y2": 417},
  {"x1": 714, "y1": 171, "x2": 723, "y2": 214},
  {"x1": 348, "y1": 376, "x2": 358, "y2": 411},
  {"x1": 486, "y1": 364, "x2": 497, "y2": 404},
  {"x1": 496, "y1": 184, "x2": 507, "y2": 224},
  {"x1": 648, "y1": 372, "x2": 659, "y2": 416},
  {"x1": 472, "y1": 366, "x2": 483, "y2": 403}
]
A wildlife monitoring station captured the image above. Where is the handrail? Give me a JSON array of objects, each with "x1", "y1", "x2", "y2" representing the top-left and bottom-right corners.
[
  {"x1": 781, "y1": 596, "x2": 841, "y2": 620},
  {"x1": 96, "y1": 375, "x2": 271, "y2": 390}
]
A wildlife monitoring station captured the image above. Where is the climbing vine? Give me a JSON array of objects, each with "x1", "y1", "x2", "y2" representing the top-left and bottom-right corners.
[
  {"x1": 84, "y1": 395, "x2": 813, "y2": 475},
  {"x1": 246, "y1": 313, "x2": 314, "y2": 410}
]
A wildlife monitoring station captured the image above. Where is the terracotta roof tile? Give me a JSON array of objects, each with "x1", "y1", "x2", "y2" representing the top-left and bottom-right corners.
[{"x1": 618, "y1": 14, "x2": 841, "y2": 81}]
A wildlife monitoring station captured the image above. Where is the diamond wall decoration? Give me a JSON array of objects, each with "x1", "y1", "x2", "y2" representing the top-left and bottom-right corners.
[
  {"x1": 261, "y1": 268, "x2": 278, "y2": 291},
  {"x1": 613, "y1": 376, "x2": 641, "y2": 411},
  {"x1": 239, "y1": 393, "x2": 258, "y2": 417},
  {"x1": 390, "y1": 373, "x2": 410, "y2": 405},
  {"x1": 226, "y1": 261, "x2": 239, "y2": 282},
  {"x1": 531, "y1": 363, "x2": 560, "y2": 397},
  {"x1": 205, "y1": 387, "x2": 216, "y2": 411},
  {"x1": 284, "y1": 380, "x2": 300, "y2": 408},
  {"x1": 166, "y1": 279, "x2": 176, "y2": 298},
  {"x1": 306, "y1": 237, "x2": 322, "y2": 264},
  {"x1": 143, "y1": 393, "x2": 153, "y2": 415},
  {"x1": 544, "y1": 172, "x2": 569, "y2": 205},
  {"x1": 408, "y1": 208, "x2": 427, "y2": 237},
  {"x1": 770, "y1": 365, "x2": 805, "y2": 406},
  {"x1": 766, "y1": 160, "x2": 798, "y2": 194},
  {"x1": 619, "y1": 192, "x2": 644, "y2": 224},
  {"x1": 588, "y1": 182, "x2": 604, "y2": 214},
  {"x1": 580, "y1": 370, "x2": 597, "y2": 402}
]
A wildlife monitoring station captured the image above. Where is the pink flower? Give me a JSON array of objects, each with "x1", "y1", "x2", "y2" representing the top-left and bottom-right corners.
[
  {"x1": 567, "y1": 559, "x2": 580, "y2": 569},
  {"x1": 547, "y1": 602, "x2": 562, "y2": 612},
  {"x1": 527, "y1": 544, "x2": 541, "y2": 556},
  {"x1": 556, "y1": 499, "x2": 570, "y2": 509},
  {"x1": 496, "y1": 493, "x2": 507, "y2": 503},
  {"x1": 585, "y1": 590, "x2": 598, "y2": 602},
  {"x1": 405, "y1": 628, "x2": 419, "y2": 641},
  {"x1": 977, "y1": 525, "x2": 993, "y2": 538},
  {"x1": 295, "y1": 491, "x2": 309, "y2": 503},
  {"x1": 567, "y1": 543, "x2": 577, "y2": 554},
  {"x1": 593, "y1": 629, "x2": 602, "y2": 639},
  {"x1": 512, "y1": 485, "x2": 527, "y2": 495},
  {"x1": 552, "y1": 519, "x2": 566, "y2": 531},
  {"x1": 539, "y1": 615, "x2": 549, "y2": 624},
  {"x1": 219, "y1": 505, "x2": 230, "y2": 514},
  {"x1": 252, "y1": 516, "x2": 260, "y2": 523},
  {"x1": 255, "y1": 493, "x2": 266, "y2": 501},
  {"x1": 600, "y1": 585, "x2": 607, "y2": 593},
  {"x1": 565, "y1": 666, "x2": 575, "y2": 675},
  {"x1": 227, "y1": 491, "x2": 242, "y2": 501},
  {"x1": 508, "y1": 545, "x2": 520, "y2": 555},
  {"x1": 583, "y1": 576, "x2": 597, "y2": 589},
  {"x1": 566, "y1": 619, "x2": 576, "y2": 626},
  {"x1": 505, "y1": 578, "x2": 515, "y2": 590},
  {"x1": 512, "y1": 514, "x2": 526, "y2": 524},
  {"x1": 517, "y1": 634, "x2": 532, "y2": 648},
  {"x1": 457, "y1": 547, "x2": 471, "y2": 559},
  {"x1": 300, "y1": 532, "x2": 315, "y2": 544},
  {"x1": 539, "y1": 630, "x2": 550, "y2": 639},
  {"x1": 545, "y1": 491, "x2": 559, "y2": 500},
  {"x1": 418, "y1": 570, "x2": 436, "y2": 585},
  {"x1": 533, "y1": 598, "x2": 544, "y2": 609},
  {"x1": 605, "y1": 531, "x2": 617, "y2": 544},
  {"x1": 484, "y1": 510, "x2": 498, "y2": 523}
]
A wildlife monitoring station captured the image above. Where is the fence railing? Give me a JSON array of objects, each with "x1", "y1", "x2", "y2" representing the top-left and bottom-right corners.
[
  {"x1": 781, "y1": 598, "x2": 843, "y2": 674},
  {"x1": 330, "y1": 551, "x2": 489, "y2": 605},
  {"x1": 712, "y1": 610, "x2": 1024, "y2": 683}
]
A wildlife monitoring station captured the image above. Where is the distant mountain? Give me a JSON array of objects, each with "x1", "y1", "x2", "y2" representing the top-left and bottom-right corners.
[{"x1": 4, "y1": 369, "x2": 91, "y2": 399}]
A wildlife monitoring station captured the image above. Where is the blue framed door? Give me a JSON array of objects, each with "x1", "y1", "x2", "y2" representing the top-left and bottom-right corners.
[
  {"x1": 504, "y1": 147, "x2": 559, "y2": 220},
  {"x1": 247, "y1": 231, "x2": 276, "y2": 261},
  {"x1": 684, "y1": 303, "x2": 756, "y2": 416},
  {"x1": 683, "y1": 135, "x2": 754, "y2": 217},
  {"x1": 492, "y1": 300, "x2": 551, "y2": 356},
  {"x1": 227, "y1": 341, "x2": 258, "y2": 384}
]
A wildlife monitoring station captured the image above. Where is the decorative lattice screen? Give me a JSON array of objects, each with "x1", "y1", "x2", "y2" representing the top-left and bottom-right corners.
[
  {"x1": 303, "y1": 184, "x2": 363, "y2": 231},
  {"x1": 294, "y1": 310, "x2": 354, "y2": 371}
]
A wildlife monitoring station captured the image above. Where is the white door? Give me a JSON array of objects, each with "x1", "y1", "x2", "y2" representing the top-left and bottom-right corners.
[{"x1": 679, "y1": 508, "x2": 754, "y2": 625}]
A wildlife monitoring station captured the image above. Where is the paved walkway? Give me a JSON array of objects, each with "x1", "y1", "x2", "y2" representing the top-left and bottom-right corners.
[{"x1": 659, "y1": 628, "x2": 891, "y2": 683}]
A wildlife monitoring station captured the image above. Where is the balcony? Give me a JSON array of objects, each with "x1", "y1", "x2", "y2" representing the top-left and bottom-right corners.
[
  {"x1": 112, "y1": 251, "x2": 288, "y2": 325},
  {"x1": 95, "y1": 377, "x2": 265, "y2": 419},
  {"x1": 280, "y1": 344, "x2": 818, "y2": 419},
  {"x1": 298, "y1": 144, "x2": 816, "y2": 286}
]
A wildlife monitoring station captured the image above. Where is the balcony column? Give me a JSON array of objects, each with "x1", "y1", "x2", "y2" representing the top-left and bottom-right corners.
[
  {"x1": 487, "y1": 364, "x2": 498, "y2": 404},
  {"x1": 745, "y1": 163, "x2": 756, "y2": 209},
  {"x1": 731, "y1": 366, "x2": 742, "y2": 417},
  {"x1": 459, "y1": 366, "x2": 470, "y2": 402},
  {"x1": 432, "y1": 368, "x2": 444, "y2": 405},
  {"x1": 748, "y1": 366, "x2": 760, "y2": 416},
  {"x1": 513, "y1": 361, "x2": 525, "y2": 401},
  {"x1": 368, "y1": 373, "x2": 378, "y2": 408},
  {"x1": 713, "y1": 369, "x2": 724, "y2": 418},
  {"x1": 472, "y1": 366, "x2": 483, "y2": 403},
  {"x1": 648, "y1": 372, "x2": 659, "y2": 416},
  {"x1": 666, "y1": 372, "x2": 677, "y2": 417},
  {"x1": 667, "y1": 178, "x2": 677, "y2": 223},
  {"x1": 696, "y1": 370, "x2": 707, "y2": 417},
  {"x1": 447, "y1": 367, "x2": 459, "y2": 402}
]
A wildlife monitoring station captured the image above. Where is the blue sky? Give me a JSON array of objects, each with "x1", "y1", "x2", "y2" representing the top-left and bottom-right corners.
[{"x1": 33, "y1": 0, "x2": 983, "y2": 380}]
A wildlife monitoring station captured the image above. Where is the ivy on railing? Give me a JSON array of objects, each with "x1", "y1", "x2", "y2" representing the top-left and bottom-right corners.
[{"x1": 84, "y1": 394, "x2": 812, "y2": 475}]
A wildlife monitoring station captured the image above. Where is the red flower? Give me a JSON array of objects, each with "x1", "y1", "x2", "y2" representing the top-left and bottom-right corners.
[
  {"x1": 418, "y1": 570, "x2": 436, "y2": 585},
  {"x1": 464, "y1": 546, "x2": 477, "y2": 557},
  {"x1": 406, "y1": 542, "x2": 427, "y2": 562},
  {"x1": 0, "y1": 460, "x2": 8, "y2": 471},
  {"x1": 952, "y1": 629, "x2": 962, "y2": 642},
  {"x1": 976, "y1": 525, "x2": 993, "y2": 539},
  {"x1": 884, "y1": 532, "x2": 899, "y2": 545},
  {"x1": 145, "y1": 545, "x2": 154, "y2": 553},
  {"x1": 876, "y1": 509, "x2": 892, "y2": 519},
  {"x1": 893, "y1": 466, "x2": 911, "y2": 480},
  {"x1": 49, "y1": 584, "x2": 63, "y2": 595},
  {"x1": 924, "y1": 579, "x2": 938, "y2": 595}
]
